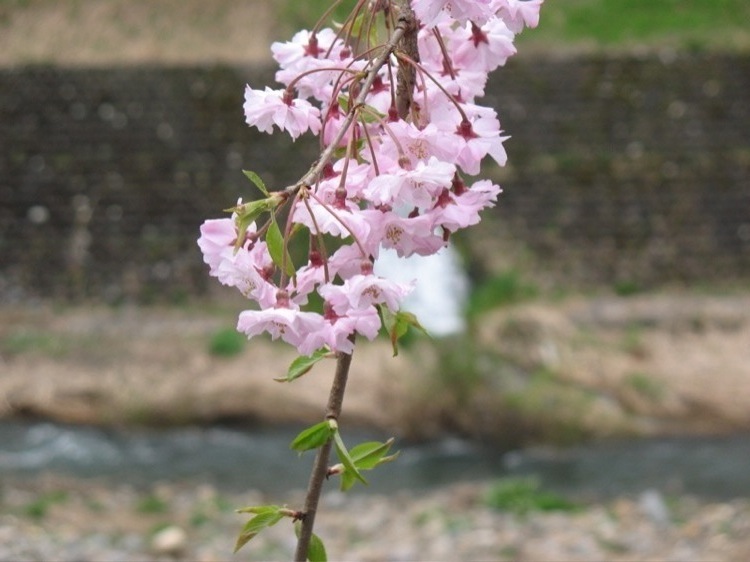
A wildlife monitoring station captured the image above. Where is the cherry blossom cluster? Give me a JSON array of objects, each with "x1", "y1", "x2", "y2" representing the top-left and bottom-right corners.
[{"x1": 198, "y1": 0, "x2": 543, "y2": 356}]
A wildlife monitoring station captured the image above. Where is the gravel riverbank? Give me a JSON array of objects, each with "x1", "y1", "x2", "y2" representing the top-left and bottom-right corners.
[{"x1": 2, "y1": 476, "x2": 749, "y2": 561}]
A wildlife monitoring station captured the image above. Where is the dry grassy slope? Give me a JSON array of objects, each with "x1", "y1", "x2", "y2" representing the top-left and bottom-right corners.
[
  {"x1": 1, "y1": 294, "x2": 749, "y2": 441},
  {"x1": 0, "y1": 0, "x2": 276, "y2": 66}
]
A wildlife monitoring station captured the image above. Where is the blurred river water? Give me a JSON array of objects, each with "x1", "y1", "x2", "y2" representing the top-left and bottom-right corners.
[{"x1": 2, "y1": 421, "x2": 749, "y2": 501}]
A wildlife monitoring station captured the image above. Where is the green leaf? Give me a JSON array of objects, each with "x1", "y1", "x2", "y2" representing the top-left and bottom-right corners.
[
  {"x1": 333, "y1": 430, "x2": 367, "y2": 486},
  {"x1": 236, "y1": 504, "x2": 282, "y2": 515},
  {"x1": 348, "y1": 12, "x2": 366, "y2": 39},
  {"x1": 266, "y1": 216, "x2": 296, "y2": 277},
  {"x1": 338, "y1": 439, "x2": 399, "y2": 491},
  {"x1": 337, "y1": 95, "x2": 349, "y2": 114},
  {"x1": 224, "y1": 196, "x2": 282, "y2": 252},
  {"x1": 338, "y1": 93, "x2": 383, "y2": 124},
  {"x1": 340, "y1": 469, "x2": 357, "y2": 492},
  {"x1": 308, "y1": 532, "x2": 328, "y2": 562},
  {"x1": 233, "y1": 509, "x2": 284, "y2": 553},
  {"x1": 331, "y1": 138, "x2": 365, "y2": 161},
  {"x1": 347, "y1": 10, "x2": 378, "y2": 47},
  {"x1": 242, "y1": 169, "x2": 270, "y2": 197},
  {"x1": 350, "y1": 438, "x2": 398, "y2": 470},
  {"x1": 277, "y1": 349, "x2": 329, "y2": 382},
  {"x1": 358, "y1": 104, "x2": 386, "y2": 124},
  {"x1": 227, "y1": 202, "x2": 263, "y2": 251},
  {"x1": 383, "y1": 309, "x2": 429, "y2": 357},
  {"x1": 290, "y1": 421, "x2": 334, "y2": 453}
]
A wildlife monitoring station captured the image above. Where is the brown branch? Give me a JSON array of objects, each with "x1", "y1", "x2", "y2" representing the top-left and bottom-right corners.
[
  {"x1": 393, "y1": 0, "x2": 420, "y2": 120},
  {"x1": 291, "y1": 4, "x2": 418, "y2": 561},
  {"x1": 293, "y1": 344, "x2": 355, "y2": 561}
]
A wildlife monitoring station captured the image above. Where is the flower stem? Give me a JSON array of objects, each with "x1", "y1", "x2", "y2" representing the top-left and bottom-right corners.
[
  {"x1": 293, "y1": 344, "x2": 355, "y2": 561},
  {"x1": 283, "y1": 5, "x2": 414, "y2": 197}
]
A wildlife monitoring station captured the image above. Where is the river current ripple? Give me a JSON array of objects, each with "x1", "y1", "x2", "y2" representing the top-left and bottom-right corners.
[{"x1": 1, "y1": 421, "x2": 749, "y2": 500}]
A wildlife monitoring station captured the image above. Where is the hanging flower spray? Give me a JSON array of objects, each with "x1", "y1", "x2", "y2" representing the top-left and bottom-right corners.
[{"x1": 198, "y1": 0, "x2": 543, "y2": 558}]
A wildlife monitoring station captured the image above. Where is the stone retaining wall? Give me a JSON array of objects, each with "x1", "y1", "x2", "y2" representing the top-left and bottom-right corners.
[{"x1": 1, "y1": 54, "x2": 748, "y2": 301}]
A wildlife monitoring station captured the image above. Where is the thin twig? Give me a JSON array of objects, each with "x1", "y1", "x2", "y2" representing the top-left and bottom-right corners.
[{"x1": 283, "y1": 5, "x2": 415, "y2": 198}]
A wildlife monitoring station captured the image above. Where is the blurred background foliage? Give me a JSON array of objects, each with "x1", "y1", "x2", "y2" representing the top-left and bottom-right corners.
[
  {"x1": 1, "y1": 0, "x2": 749, "y2": 67},
  {"x1": 279, "y1": 0, "x2": 750, "y2": 51}
]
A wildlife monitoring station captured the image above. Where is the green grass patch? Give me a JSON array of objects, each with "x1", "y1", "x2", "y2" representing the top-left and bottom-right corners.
[
  {"x1": 208, "y1": 327, "x2": 246, "y2": 357},
  {"x1": 467, "y1": 270, "x2": 538, "y2": 319},
  {"x1": 519, "y1": 0, "x2": 750, "y2": 51},
  {"x1": 278, "y1": 0, "x2": 750, "y2": 51},
  {"x1": 624, "y1": 372, "x2": 665, "y2": 401},
  {"x1": 430, "y1": 335, "x2": 484, "y2": 405},
  {"x1": 484, "y1": 477, "x2": 579, "y2": 515},
  {"x1": 502, "y1": 370, "x2": 597, "y2": 444},
  {"x1": 23, "y1": 490, "x2": 69, "y2": 519},
  {"x1": 614, "y1": 280, "x2": 642, "y2": 297},
  {"x1": 279, "y1": 0, "x2": 357, "y2": 32},
  {"x1": 619, "y1": 326, "x2": 648, "y2": 358},
  {"x1": 0, "y1": 329, "x2": 69, "y2": 357},
  {"x1": 137, "y1": 494, "x2": 170, "y2": 514}
]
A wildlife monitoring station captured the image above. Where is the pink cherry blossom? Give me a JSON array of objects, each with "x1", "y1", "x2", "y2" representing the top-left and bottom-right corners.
[
  {"x1": 453, "y1": 18, "x2": 517, "y2": 73},
  {"x1": 319, "y1": 274, "x2": 413, "y2": 314},
  {"x1": 237, "y1": 304, "x2": 326, "y2": 353},
  {"x1": 199, "y1": 0, "x2": 545, "y2": 355},
  {"x1": 275, "y1": 58, "x2": 346, "y2": 103},
  {"x1": 453, "y1": 116, "x2": 510, "y2": 175},
  {"x1": 299, "y1": 305, "x2": 381, "y2": 355},
  {"x1": 375, "y1": 121, "x2": 460, "y2": 168},
  {"x1": 287, "y1": 254, "x2": 326, "y2": 306},
  {"x1": 430, "y1": 178, "x2": 502, "y2": 232},
  {"x1": 197, "y1": 218, "x2": 239, "y2": 276},
  {"x1": 372, "y1": 211, "x2": 447, "y2": 257},
  {"x1": 363, "y1": 157, "x2": 456, "y2": 208},
  {"x1": 271, "y1": 28, "x2": 347, "y2": 70},
  {"x1": 413, "y1": 0, "x2": 495, "y2": 27},
  {"x1": 495, "y1": 0, "x2": 544, "y2": 33},
  {"x1": 321, "y1": 101, "x2": 359, "y2": 148},
  {"x1": 326, "y1": 307, "x2": 382, "y2": 352},
  {"x1": 215, "y1": 242, "x2": 277, "y2": 308},
  {"x1": 328, "y1": 244, "x2": 377, "y2": 280},
  {"x1": 293, "y1": 197, "x2": 373, "y2": 241},
  {"x1": 243, "y1": 86, "x2": 321, "y2": 140}
]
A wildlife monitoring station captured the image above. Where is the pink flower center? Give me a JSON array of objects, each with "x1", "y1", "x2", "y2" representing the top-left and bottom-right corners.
[
  {"x1": 435, "y1": 188, "x2": 454, "y2": 208},
  {"x1": 304, "y1": 34, "x2": 323, "y2": 58},
  {"x1": 309, "y1": 249, "x2": 324, "y2": 268},
  {"x1": 275, "y1": 290, "x2": 291, "y2": 308},
  {"x1": 370, "y1": 76, "x2": 388, "y2": 95},
  {"x1": 452, "y1": 174, "x2": 468, "y2": 195},
  {"x1": 385, "y1": 224, "x2": 403, "y2": 245},
  {"x1": 321, "y1": 161, "x2": 338, "y2": 179},
  {"x1": 471, "y1": 22, "x2": 489, "y2": 48},
  {"x1": 324, "y1": 302, "x2": 340, "y2": 322},
  {"x1": 456, "y1": 119, "x2": 478, "y2": 140}
]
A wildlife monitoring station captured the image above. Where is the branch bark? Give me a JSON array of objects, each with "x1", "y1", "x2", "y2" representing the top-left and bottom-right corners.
[
  {"x1": 292, "y1": 3, "x2": 417, "y2": 560},
  {"x1": 393, "y1": 0, "x2": 420, "y2": 119},
  {"x1": 293, "y1": 346, "x2": 354, "y2": 561}
]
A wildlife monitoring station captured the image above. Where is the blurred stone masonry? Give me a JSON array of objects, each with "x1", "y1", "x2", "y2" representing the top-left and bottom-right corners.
[{"x1": 0, "y1": 54, "x2": 748, "y2": 302}]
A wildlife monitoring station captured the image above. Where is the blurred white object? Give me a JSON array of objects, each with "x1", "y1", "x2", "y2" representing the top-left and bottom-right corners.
[{"x1": 374, "y1": 245, "x2": 469, "y2": 336}]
